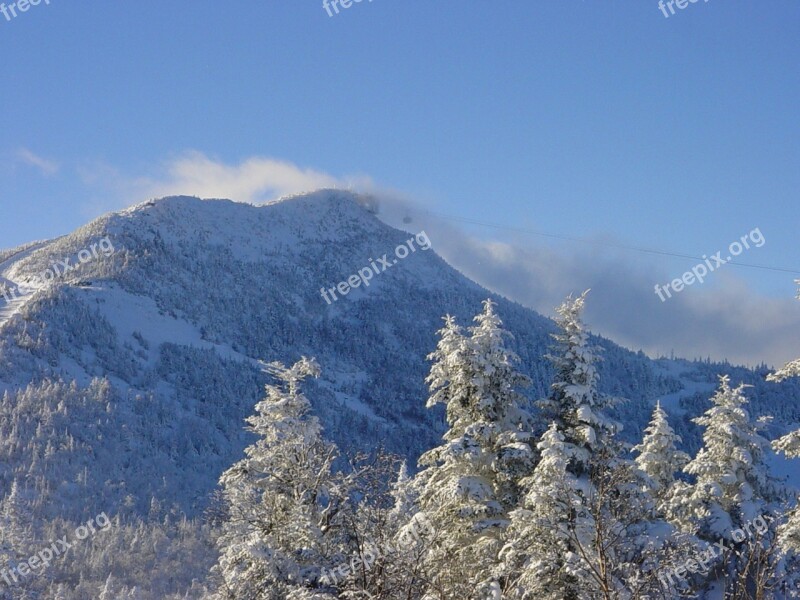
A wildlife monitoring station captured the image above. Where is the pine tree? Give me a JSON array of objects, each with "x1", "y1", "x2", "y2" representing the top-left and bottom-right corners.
[
  {"x1": 503, "y1": 423, "x2": 673, "y2": 600},
  {"x1": 767, "y1": 357, "x2": 800, "y2": 384},
  {"x1": 467, "y1": 299, "x2": 537, "y2": 506},
  {"x1": 0, "y1": 479, "x2": 33, "y2": 571},
  {"x1": 683, "y1": 376, "x2": 781, "y2": 539},
  {"x1": 500, "y1": 293, "x2": 674, "y2": 599},
  {"x1": 681, "y1": 375, "x2": 787, "y2": 600},
  {"x1": 500, "y1": 423, "x2": 586, "y2": 600},
  {"x1": 766, "y1": 284, "x2": 800, "y2": 594},
  {"x1": 424, "y1": 315, "x2": 471, "y2": 438},
  {"x1": 772, "y1": 430, "x2": 800, "y2": 459},
  {"x1": 538, "y1": 291, "x2": 620, "y2": 476},
  {"x1": 772, "y1": 431, "x2": 800, "y2": 558},
  {"x1": 389, "y1": 461, "x2": 414, "y2": 522},
  {"x1": 380, "y1": 461, "x2": 431, "y2": 600},
  {"x1": 98, "y1": 574, "x2": 117, "y2": 600},
  {"x1": 414, "y1": 300, "x2": 535, "y2": 599},
  {"x1": 1, "y1": 481, "x2": 27, "y2": 544},
  {"x1": 777, "y1": 506, "x2": 800, "y2": 561},
  {"x1": 212, "y1": 357, "x2": 341, "y2": 600},
  {"x1": 632, "y1": 401, "x2": 690, "y2": 509},
  {"x1": 772, "y1": 430, "x2": 800, "y2": 595},
  {"x1": 334, "y1": 454, "x2": 432, "y2": 600}
]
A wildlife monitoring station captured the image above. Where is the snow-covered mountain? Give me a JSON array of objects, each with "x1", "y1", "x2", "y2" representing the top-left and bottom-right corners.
[
  {"x1": 2, "y1": 190, "x2": 799, "y2": 513},
  {"x1": 1, "y1": 190, "x2": 798, "y2": 598}
]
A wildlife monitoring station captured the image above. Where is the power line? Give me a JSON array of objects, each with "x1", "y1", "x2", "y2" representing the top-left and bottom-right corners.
[{"x1": 421, "y1": 210, "x2": 800, "y2": 276}]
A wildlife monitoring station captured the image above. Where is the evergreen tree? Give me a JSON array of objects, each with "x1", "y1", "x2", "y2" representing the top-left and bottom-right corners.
[
  {"x1": 99, "y1": 574, "x2": 118, "y2": 600},
  {"x1": 773, "y1": 430, "x2": 800, "y2": 459},
  {"x1": 500, "y1": 423, "x2": 587, "y2": 599},
  {"x1": 380, "y1": 461, "x2": 431, "y2": 600},
  {"x1": 538, "y1": 291, "x2": 620, "y2": 476},
  {"x1": 502, "y1": 293, "x2": 673, "y2": 599},
  {"x1": 632, "y1": 401, "x2": 690, "y2": 510},
  {"x1": 212, "y1": 357, "x2": 341, "y2": 600},
  {"x1": 389, "y1": 461, "x2": 414, "y2": 522},
  {"x1": 0, "y1": 480, "x2": 32, "y2": 551},
  {"x1": 683, "y1": 376, "x2": 781, "y2": 539},
  {"x1": 334, "y1": 454, "x2": 431, "y2": 600},
  {"x1": 766, "y1": 286, "x2": 800, "y2": 594},
  {"x1": 767, "y1": 357, "x2": 800, "y2": 384},
  {"x1": 0, "y1": 477, "x2": 34, "y2": 597},
  {"x1": 773, "y1": 430, "x2": 800, "y2": 595},
  {"x1": 414, "y1": 300, "x2": 535, "y2": 599},
  {"x1": 777, "y1": 508, "x2": 800, "y2": 595}
]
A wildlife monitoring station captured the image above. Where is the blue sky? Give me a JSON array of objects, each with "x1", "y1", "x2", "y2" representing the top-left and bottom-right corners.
[{"x1": 1, "y1": 0, "x2": 799, "y2": 365}]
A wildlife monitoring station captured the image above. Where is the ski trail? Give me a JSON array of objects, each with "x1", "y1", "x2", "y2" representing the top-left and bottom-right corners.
[
  {"x1": 0, "y1": 242, "x2": 49, "y2": 330},
  {"x1": 0, "y1": 241, "x2": 48, "y2": 273},
  {"x1": 0, "y1": 284, "x2": 37, "y2": 329},
  {"x1": 653, "y1": 359, "x2": 716, "y2": 416}
]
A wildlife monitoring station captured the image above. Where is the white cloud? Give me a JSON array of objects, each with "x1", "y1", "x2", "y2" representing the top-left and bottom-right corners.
[
  {"x1": 16, "y1": 148, "x2": 59, "y2": 176},
  {"x1": 80, "y1": 151, "x2": 372, "y2": 208},
  {"x1": 373, "y1": 197, "x2": 800, "y2": 368},
  {"x1": 137, "y1": 152, "x2": 374, "y2": 203}
]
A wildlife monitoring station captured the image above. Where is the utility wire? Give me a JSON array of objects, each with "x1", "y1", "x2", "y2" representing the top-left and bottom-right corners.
[{"x1": 421, "y1": 210, "x2": 800, "y2": 276}]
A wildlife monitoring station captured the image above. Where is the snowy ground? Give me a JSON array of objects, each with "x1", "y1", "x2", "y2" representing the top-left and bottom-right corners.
[
  {"x1": 0, "y1": 242, "x2": 48, "y2": 331},
  {"x1": 653, "y1": 358, "x2": 716, "y2": 416}
]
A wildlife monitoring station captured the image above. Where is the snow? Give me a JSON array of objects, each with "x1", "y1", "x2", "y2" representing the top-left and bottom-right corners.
[
  {"x1": 0, "y1": 282, "x2": 37, "y2": 330},
  {"x1": 0, "y1": 242, "x2": 49, "y2": 330},
  {"x1": 653, "y1": 358, "x2": 716, "y2": 417},
  {"x1": 87, "y1": 283, "x2": 256, "y2": 367}
]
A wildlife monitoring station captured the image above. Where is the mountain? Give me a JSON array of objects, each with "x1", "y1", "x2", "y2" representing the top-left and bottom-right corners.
[{"x1": 1, "y1": 190, "x2": 798, "y2": 598}]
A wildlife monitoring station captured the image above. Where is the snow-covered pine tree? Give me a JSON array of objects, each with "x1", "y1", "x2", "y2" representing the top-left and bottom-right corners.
[
  {"x1": 500, "y1": 423, "x2": 587, "y2": 600},
  {"x1": 468, "y1": 299, "x2": 537, "y2": 507},
  {"x1": 680, "y1": 376, "x2": 790, "y2": 597},
  {"x1": 773, "y1": 430, "x2": 800, "y2": 459},
  {"x1": 212, "y1": 357, "x2": 341, "y2": 600},
  {"x1": 683, "y1": 376, "x2": 781, "y2": 537},
  {"x1": 0, "y1": 478, "x2": 34, "y2": 596},
  {"x1": 500, "y1": 292, "x2": 675, "y2": 599},
  {"x1": 377, "y1": 460, "x2": 431, "y2": 600},
  {"x1": 503, "y1": 423, "x2": 675, "y2": 600},
  {"x1": 765, "y1": 288, "x2": 800, "y2": 593},
  {"x1": 389, "y1": 461, "x2": 414, "y2": 522},
  {"x1": 414, "y1": 300, "x2": 535, "y2": 599},
  {"x1": 424, "y1": 315, "x2": 471, "y2": 438},
  {"x1": 0, "y1": 480, "x2": 31, "y2": 552},
  {"x1": 98, "y1": 574, "x2": 118, "y2": 600},
  {"x1": 768, "y1": 357, "x2": 800, "y2": 384},
  {"x1": 632, "y1": 401, "x2": 690, "y2": 510},
  {"x1": 334, "y1": 454, "x2": 431, "y2": 600},
  {"x1": 772, "y1": 430, "x2": 800, "y2": 595},
  {"x1": 0, "y1": 483, "x2": 17, "y2": 600},
  {"x1": 538, "y1": 290, "x2": 620, "y2": 476}
]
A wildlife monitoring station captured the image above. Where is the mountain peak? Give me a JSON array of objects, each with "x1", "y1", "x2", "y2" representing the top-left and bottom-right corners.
[
  {"x1": 268, "y1": 188, "x2": 380, "y2": 214},
  {"x1": 113, "y1": 189, "x2": 385, "y2": 246}
]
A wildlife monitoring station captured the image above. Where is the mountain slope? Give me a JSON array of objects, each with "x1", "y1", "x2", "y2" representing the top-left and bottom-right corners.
[{"x1": 0, "y1": 190, "x2": 797, "y2": 526}]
